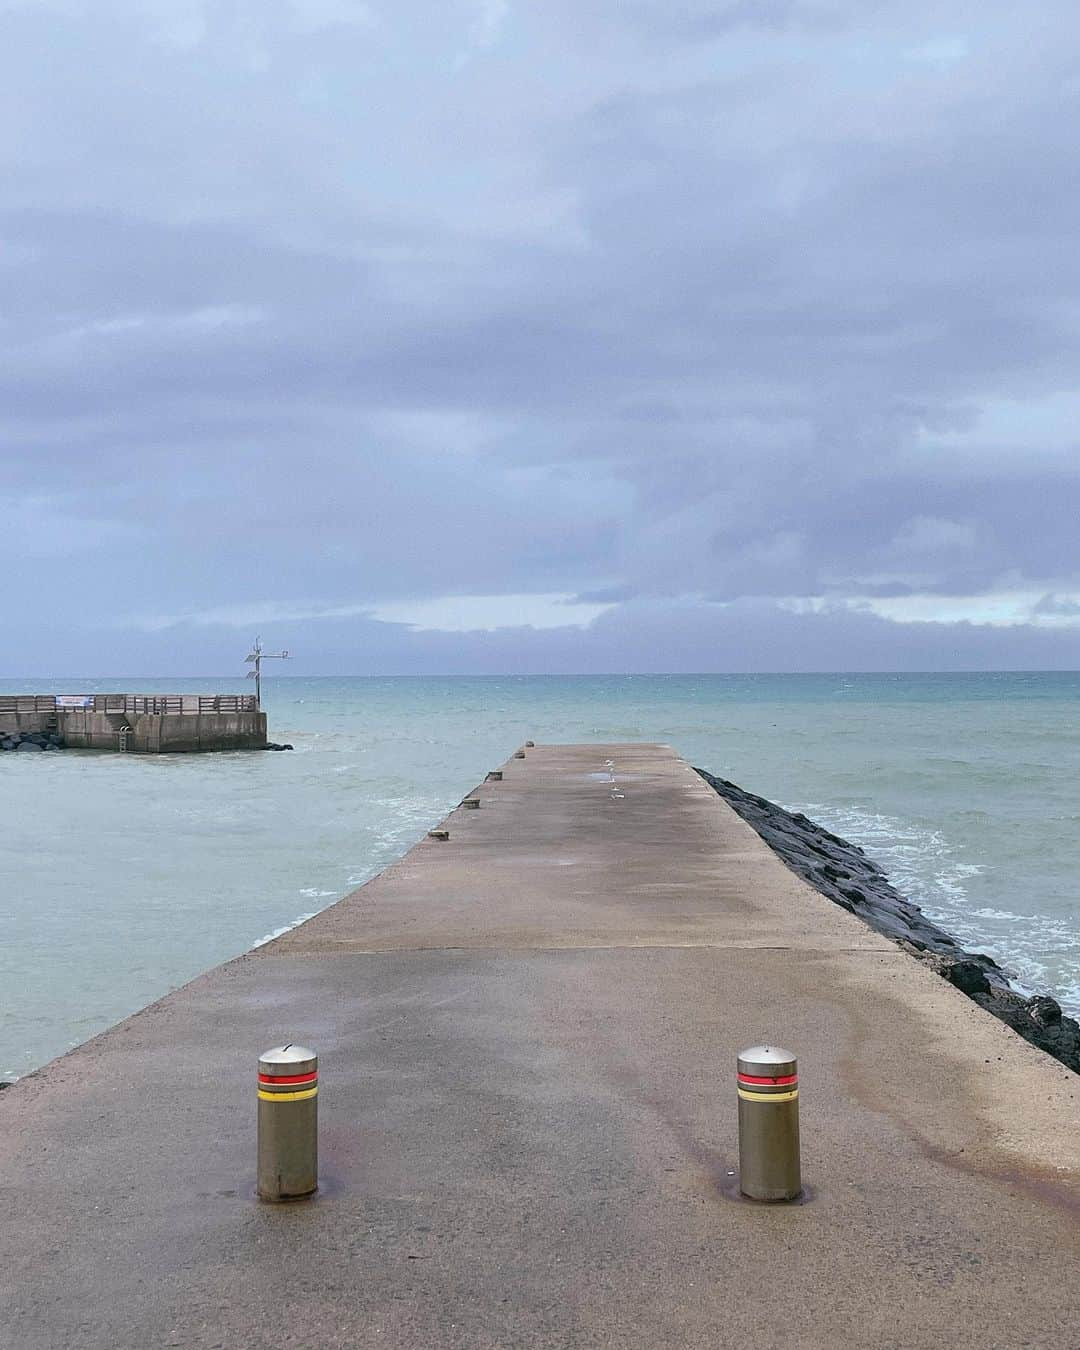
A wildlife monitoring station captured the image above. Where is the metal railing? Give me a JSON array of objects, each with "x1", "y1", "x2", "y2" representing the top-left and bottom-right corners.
[{"x1": 0, "y1": 693, "x2": 258, "y2": 716}]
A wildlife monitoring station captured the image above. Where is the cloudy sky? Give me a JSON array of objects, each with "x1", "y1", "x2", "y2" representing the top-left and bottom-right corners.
[{"x1": 4, "y1": 0, "x2": 1080, "y2": 675}]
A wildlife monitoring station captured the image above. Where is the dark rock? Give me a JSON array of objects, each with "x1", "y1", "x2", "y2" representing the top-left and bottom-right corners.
[
  {"x1": 264, "y1": 742, "x2": 294, "y2": 751},
  {"x1": 943, "y1": 958, "x2": 993, "y2": 997},
  {"x1": 1028, "y1": 995, "x2": 1063, "y2": 1027},
  {"x1": 695, "y1": 766, "x2": 1080, "y2": 1078},
  {"x1": 16, "y1": 741, "x2": 43, "y2": 752},
  {"x1": 973, "y1": 991, "x2": 1080, "y2": 1072}
]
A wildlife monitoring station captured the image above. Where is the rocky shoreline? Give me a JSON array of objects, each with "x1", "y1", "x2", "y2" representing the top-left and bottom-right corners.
[
  {"x1": 696, "y1": 768, "x2": 1080, "y2": 1075},
  {"x1": 1, "y1": 729, "x2": 64, "y2": 752}
]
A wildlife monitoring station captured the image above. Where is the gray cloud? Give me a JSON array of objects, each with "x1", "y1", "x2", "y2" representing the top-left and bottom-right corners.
[
  {"x1": 2, "y1": 0, "x2": 1080, "y2": 673},
  {"x1": 13, "y1": 599, "x2": 1080, "y2": 679},
  {"x1": 1033, "y1": 594, "x2": 1080, "y2": 618}
]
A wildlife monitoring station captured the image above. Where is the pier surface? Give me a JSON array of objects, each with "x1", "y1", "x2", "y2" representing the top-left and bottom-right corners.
[{"x1": 2, "y1": 744, "x2": 1078, "y2": 1348}]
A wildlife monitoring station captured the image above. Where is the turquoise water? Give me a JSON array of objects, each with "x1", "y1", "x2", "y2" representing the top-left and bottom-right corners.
[{"x1": 2, "y1": 673, "x2": 1078, "y2": 1080}]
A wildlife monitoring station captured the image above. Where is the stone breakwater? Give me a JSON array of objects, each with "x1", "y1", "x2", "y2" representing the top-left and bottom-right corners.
[
  {"x1": 1, "y1": 729, "x2": 64, "y2": 753},
  {"x1": 696, "y1": 769, "x2": 1080, "y2": 1076}
]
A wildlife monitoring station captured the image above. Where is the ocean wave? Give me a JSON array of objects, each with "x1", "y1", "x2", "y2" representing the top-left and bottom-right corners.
[
  {"x1": 796, "y1": 800, "x2": 1080, "y2": 1017},
  {"x1": 250, "y1": 911, "x2": 317, "y2": 948}
]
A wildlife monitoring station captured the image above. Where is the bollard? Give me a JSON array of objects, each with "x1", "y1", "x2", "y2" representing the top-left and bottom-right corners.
[
  {"x1": 737, "y1": 1045, "x2": 801, "y2": 1202},
  {"x1": 486, "y1": 771, "x2": 503, "y2": 782},
  {"x1": 461, "y1": 797, "x2": 480, "y2": 809},
  {"x1": 525, "y1": 740, "x2": 535, "y2": 747},
  {"x1": 513, "y1": 749, "x2": 526, "y2": 759},
  {"x1": 428, "y1": 827, "x2": 449, "y2": 840},
  {"x1": 257, "y1": 1044, "x2": 318, "y2": 1202}
]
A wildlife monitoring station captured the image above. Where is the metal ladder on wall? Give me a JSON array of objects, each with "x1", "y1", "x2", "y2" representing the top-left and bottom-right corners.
[{"x1": 118, "y1": 724, "x2": 132, "y2": 752}]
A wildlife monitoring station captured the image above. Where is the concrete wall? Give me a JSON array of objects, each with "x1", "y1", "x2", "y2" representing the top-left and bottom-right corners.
[
  {"x1": 0, "y1": 710, "x2": 51, "y2": 736},
  {"x1": 153, "y1": 711, "x2": 267, "y2": 753},
  {"x1": 48, "y1": 710, "x2": 267, "y2": 753}
]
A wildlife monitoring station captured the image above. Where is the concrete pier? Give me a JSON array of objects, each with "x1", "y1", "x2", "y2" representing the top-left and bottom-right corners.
[
  {"x1": 0, "y1": 693, "x2": 266, "y2": 751},
  {"x1": 1, "y1": 744, "x2": 1078, "y2": 1348}
]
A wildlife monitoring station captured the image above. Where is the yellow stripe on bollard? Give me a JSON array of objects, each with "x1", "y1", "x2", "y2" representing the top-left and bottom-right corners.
[{"x1": 737, "y1": 1087, "x2": 798, "y2": 1103}]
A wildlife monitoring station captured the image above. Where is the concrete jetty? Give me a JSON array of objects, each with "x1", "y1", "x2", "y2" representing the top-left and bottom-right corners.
[
  {"x1": 0, "y1": 693, "x2": 266, "y2": 752},
  {"x1": 1, "y1": 744, "x2": 1078, "y2": 1348}
]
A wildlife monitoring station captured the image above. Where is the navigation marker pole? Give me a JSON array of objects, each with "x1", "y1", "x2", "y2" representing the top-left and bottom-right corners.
[{"x1": 245, "y1": 636, "x2": 289, "y2": 708}]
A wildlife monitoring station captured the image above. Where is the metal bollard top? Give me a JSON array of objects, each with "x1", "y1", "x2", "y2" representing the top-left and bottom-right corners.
[
  {"x1": 738, "y1": 1044, "x2": 797, "y2": 1078},
  {"x1": 259, "y1": 1044, "x2": 317, "y2": 1078}
]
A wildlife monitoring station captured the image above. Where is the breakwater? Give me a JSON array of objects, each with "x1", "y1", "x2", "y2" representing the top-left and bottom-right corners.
[
  {"x1": 0, "y1": 693, "x2": 267, "y2": 752},
  {"x1": 2, "y1": 743, "x2": 1078, "y2": 1350},
  {"x1": 697, "y1": 769, "x2": 1080, "y2": 1075}
]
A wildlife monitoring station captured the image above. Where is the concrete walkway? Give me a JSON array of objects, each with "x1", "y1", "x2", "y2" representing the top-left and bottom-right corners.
[{"x1": 2, "y1": 744, "x2": 1078, "y2": 1349}]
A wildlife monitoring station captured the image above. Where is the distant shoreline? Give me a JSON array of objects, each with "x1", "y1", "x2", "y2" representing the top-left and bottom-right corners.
[{"x1": 696, "y1": 768, "x2": 1080, "y2": 1076}]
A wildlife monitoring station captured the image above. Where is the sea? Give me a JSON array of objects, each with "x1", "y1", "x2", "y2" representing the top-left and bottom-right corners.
[{"x1": 2, "y1": 672, "x2": 1078, "y2": 1081}]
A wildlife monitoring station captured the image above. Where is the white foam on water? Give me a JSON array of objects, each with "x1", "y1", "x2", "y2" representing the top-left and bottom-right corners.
[
  {"x1": 797, "y1": 799, "x2": 1080, "y2": 1016},
  {"x1": 250, "y1": 911, "x2": 317, "y2": 948}
]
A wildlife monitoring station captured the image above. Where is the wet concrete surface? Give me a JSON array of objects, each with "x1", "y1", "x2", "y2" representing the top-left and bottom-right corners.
[{"x1": 1, "y1": 744, "x2": 1078, "y2": 1348}]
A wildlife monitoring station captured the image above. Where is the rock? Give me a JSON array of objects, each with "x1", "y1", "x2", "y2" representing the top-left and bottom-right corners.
[
  {"x1": 974, "y1": 991, "x2": 1080, "y2": 1073},
  {"x1": 1028, "y1": 995, "x2": 1063, "y2": 1027},
  {"x1": 942, "y1": 958, "x2": 993, "y2": 997},
  {"x1": 264, "y1": 742, "x2": 294, "y2": 751},
  {"x1": 2, "y1": 730, "x2": 63, "y2": 751}
]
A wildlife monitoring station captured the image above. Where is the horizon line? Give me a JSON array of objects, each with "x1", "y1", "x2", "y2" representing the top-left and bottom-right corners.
[{"x1": 2, "y1": 669, "x2": 1079, "y2": 682}]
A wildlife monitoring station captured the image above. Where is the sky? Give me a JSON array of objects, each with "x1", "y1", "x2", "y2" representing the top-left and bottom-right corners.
[{"x1": 3, "y1": 0, "x2": 1080, "y2": 675}]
